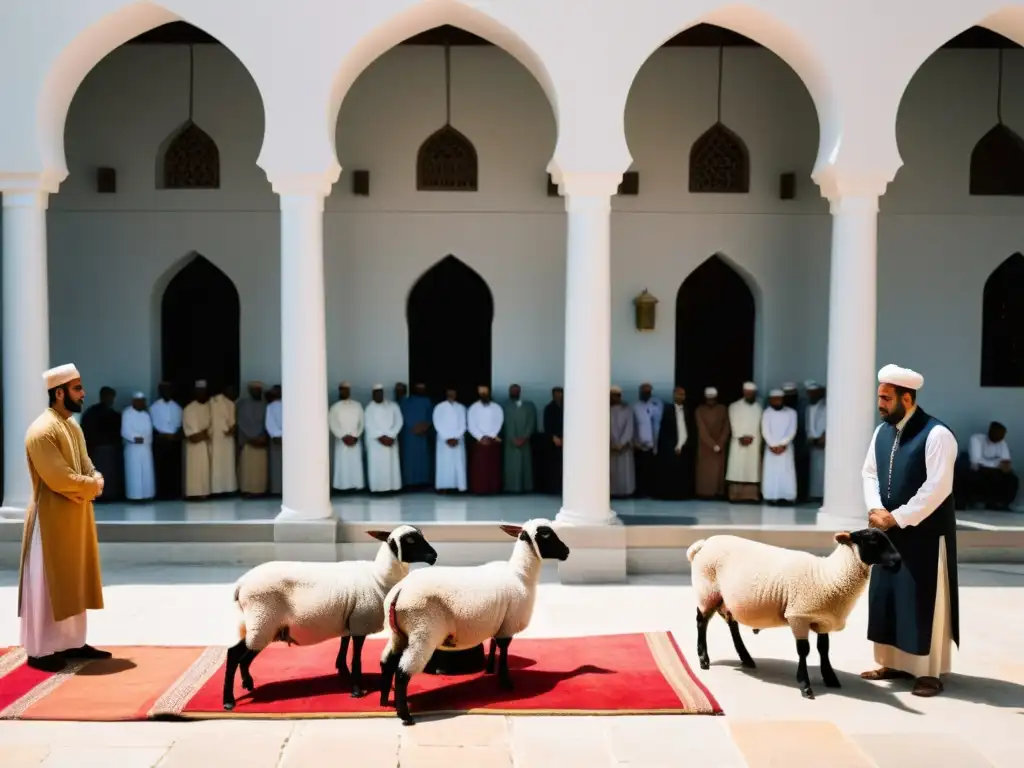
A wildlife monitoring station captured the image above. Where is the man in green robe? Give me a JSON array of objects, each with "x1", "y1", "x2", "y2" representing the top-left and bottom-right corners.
[{"x1": 502, "y1": 383, "x2": 537, "y2": 492}]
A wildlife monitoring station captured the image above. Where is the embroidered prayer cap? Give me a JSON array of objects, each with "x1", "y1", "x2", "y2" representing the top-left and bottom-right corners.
[
  {"x1": 43, "y1": 363, "x2": 80, "y2": 389},
  {"x1": 782, "y1": 382, "x2": 798, "y2": 392},
  {"x1": 195, "y1": 379, "x2": 208, "y2": 388},
  {"x1": 610, "y1": 385, "x2": 623, "y2": 394},
  {"x1": 742, "y1": 381, "x2": 757, "y2": 391},
  {"x1": 704, "y1": 387, "x2": 718, "y2": 398},
  {"x1": 769, "y1": 388, "x2": 785, "y2": 398},
  {"x1": 877, "y1": 364, "x2": 923, "y2": 390},
  {"x1": 132, "y1": 391, "x2": 145, "y2": 399}
]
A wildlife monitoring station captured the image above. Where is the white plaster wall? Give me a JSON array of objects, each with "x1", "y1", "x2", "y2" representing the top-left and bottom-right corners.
[{"x1": 43, "y1": 41, "x2": 1024, "y2": 460}]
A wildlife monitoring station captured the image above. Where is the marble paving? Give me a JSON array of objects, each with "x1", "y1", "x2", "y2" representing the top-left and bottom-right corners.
[{"x1": 1, "y1": 562, "x2": 1023, "y2": 766}]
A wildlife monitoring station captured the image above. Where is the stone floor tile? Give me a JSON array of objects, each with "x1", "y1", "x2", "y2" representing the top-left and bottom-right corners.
[
  {"x1": 0, "y1": 722, "x2": 188, "y2": 748},
  {"x1": 398, "y1": 743, "x2": 511, "y2": 767},
  {"x1": 0, "y1": 745, "x2": 50, "y2": 767},
  {"x1": 728, "y1": 719, "x2": 876, "y2": 768},
  {"x1": 41, "y1": 746, "x2": 167, "y2": 768},
  {"x1": 154, "y1": 734, "x2": 287, "y2": 768},
  {"x1": 279, "y1": 720, "x2": 399, "y2": 768},
  {"x1": 606, "y1": 716, "x2": 746, "y2": 767},
  {"x1": 511, "y1": 717, "x2": 613, "y2": 766},
  {"x1": 401, "y1": 714, "x2": 509, "y2": 747},
  {"x1": 849, "y1": 732, "x2": 993, "y2": 768}
]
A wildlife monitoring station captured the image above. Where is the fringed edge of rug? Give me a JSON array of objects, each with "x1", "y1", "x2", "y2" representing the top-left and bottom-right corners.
[
  {"x1": 0, "y1": 658, "x2": 91, "y2": 720},
  {"x1": 147, "y1": 645, "x2": 226, "y2": 718},
  {"x1": 645, "y1": 631, "x2": 724, "y2": 714}
]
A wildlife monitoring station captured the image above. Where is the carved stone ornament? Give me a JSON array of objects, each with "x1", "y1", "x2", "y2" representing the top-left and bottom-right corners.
[
  {"x1": 634, "y1": 289, "x2": 659, "y2": 332},
  {"x1": 689, "y1": 121, "x2": 750, "y2": 194},
  {"x1": 162, "y1": 120, "x2": 220, "y2": 189},
  {"x1": 417, "y1": 124, "x2": 478, "y2": 191}
]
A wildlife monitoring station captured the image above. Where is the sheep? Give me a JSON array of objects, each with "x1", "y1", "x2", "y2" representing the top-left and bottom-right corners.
[
  {"x1": 221, "y1": 524, "x2": 438, "y2": 710},
  {"x1": 377, "y1": 518, "x2": 571, "y2": 725},
  {"x1": 686, "y1": 527, "x2": 901, "y2": 699}
]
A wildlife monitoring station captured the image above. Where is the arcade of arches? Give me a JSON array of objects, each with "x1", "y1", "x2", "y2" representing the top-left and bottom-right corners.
[{"x1": 2, "y1": 19, "x2": 1024, "y2": 528}]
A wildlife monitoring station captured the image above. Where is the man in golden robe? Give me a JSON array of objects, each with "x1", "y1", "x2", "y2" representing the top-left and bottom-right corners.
[
  {"x1": 209, "y1": 385, "x2": 237, "y2": 495},
  {"x1": 182, "y1": 380, "x2": 213, "y2": 499},
  {"x1": 19, "y1": 363, "x2": 112, "y2": 671}
]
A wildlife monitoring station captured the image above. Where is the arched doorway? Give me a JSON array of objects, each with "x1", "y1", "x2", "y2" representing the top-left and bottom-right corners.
[
  {"x1": 675, "y1": 254, "x2": 755, "y2": 404},
  {"x1": 161, "y1": 254, "x2": 240, "y2": 404},
  {"x1": 407, "y1": 255, "x2": 494, "y2": 405}
]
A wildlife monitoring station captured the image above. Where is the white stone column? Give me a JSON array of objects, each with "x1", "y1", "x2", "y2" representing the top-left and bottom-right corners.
[
  {"x1": 1, "y1": 177, "x2": 56, "y2": 513},
  {"x1": 554, "y1": 172, "x2": 621, "y2": 527},
  {"x1": 272, "y1": 174, "x2": 334, "y2": 522},
  {"x1": 818, "y1": 176, "x2": 888, "y2": 519}
]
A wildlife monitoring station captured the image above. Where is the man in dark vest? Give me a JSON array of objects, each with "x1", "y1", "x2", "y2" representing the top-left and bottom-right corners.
[{"x1": 860, "y1": 364, "x2": 959, "y2": 697}]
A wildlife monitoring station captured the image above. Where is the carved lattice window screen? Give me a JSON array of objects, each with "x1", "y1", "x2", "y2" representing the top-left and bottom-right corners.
[
  {"x1": 981, "y1": 253, "x2": 1024, "y2": 387},
  {"x1": 162, "y1": 121, "x2": 221, "y2": 189},
  {"x1": 416, "y1": 124, "x2": 478, "y2": 191},
  {"x1": 969, "y1": 124, "x2": 1024, "y2": 196},
  {"x1": 689, "y1": 122, "x2": 750, "y2": 194}
]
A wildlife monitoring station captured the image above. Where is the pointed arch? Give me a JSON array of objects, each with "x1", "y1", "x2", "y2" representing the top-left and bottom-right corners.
[
  {"x1": 689, "y1": 121, "x2": 750, "y2": 193},
  {"x1": 981, "y1": 253, "x2": 1024, "y2": 386},
  {"x1": 970, "y1": 124, "x2": 1024, "y2": 196},
  {"x1": 160, "y1": 120, "x2": 221, "y2": 189},
  {"x1": 417, "y1": 124, "x2": 479, "y2": 191},
  {"x1": 675, "y1": 254, "x2": 756, "y2": 404},
  {"x1": 407, "y1": 255, "x2": 494, "y2": 404},
  {"x1": 160, "y1": 253, "x2": 240, "y2": 404}
]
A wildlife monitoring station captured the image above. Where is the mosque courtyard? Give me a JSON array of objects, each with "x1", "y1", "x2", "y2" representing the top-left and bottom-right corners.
[{"x1": 0, "y1": 559, "x2": 1021, "y2": 767}]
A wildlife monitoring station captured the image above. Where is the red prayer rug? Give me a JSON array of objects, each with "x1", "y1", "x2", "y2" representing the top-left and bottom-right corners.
[{"x1": 0, "y1": 632, "x2": 721, "y2": 720}]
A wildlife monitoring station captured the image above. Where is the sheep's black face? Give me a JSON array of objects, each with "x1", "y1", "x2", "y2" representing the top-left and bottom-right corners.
[
  {"x1": 530, "y1": 525, "x2": 570, "y2": 561},
  {"x1": 397, "y1": 529, "x2": 437, "y2": 565},
  {"x1": 849, "y1": 528, "x2": 902, "y2": 573}
]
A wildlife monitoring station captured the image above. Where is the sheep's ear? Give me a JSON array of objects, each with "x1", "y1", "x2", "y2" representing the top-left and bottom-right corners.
[
  {"x1": 499, "y1": 524, "x2": 523, "y2": 538},
  {"x1": 367, "y1": 530, "x2": 391, "y2": 543},
  {"x1": 834, "y1": 532, "x2": 852, "y2": 545}
]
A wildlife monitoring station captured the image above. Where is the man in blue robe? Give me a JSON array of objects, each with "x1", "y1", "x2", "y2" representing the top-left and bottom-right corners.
[
  {"x1": 397, "y1": 381, "x2": 433, "y2": 488},
  {"x1": 861, "y1": 364, "x2": 959, "y2": 698}
]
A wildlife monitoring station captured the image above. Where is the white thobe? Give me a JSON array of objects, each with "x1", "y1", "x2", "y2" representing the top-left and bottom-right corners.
[
  {"x1": 433, "y1": 401, "x2": 468, "y2": 491},
  {"x1": 20, "y1": 515, "x2": 87, "y2": 657},
  {"x1": 121, "y1": 406, "x2": 156, "y2": 500},
  {"x1": 806, "y1": 400, "x2": 827, "y2": 498},
  {"x1": 726, "y1": 400, "x2": 763, "y2": 482},
  {"x1": 467, "y1": 401, "x2": 504, "y2": 440},
  {"x1": 149, "y1": 398, "x2": 182, "y2": 436},
  {"x1": 329, "y1": 399, "x2": 365, "y2": 490},
  {"x1": 761, "y1": 406, "x2": 798, "y2": 501},
  {"x1": 364, "y1": 400, "x2": 403, "y2": 492},
  {"x1": 265, "y1": 400, "x2": 283, "y2": 438},
  {"x1": 968, "y1": 433, "x2": 1011, "y2": 469},
  {"x1": 862, "y1": 412, "x2": 958, "y2": 677}
]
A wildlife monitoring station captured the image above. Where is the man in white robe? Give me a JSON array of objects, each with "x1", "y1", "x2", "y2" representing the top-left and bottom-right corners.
[
  {"x1": 364, "y1": 385, "x2": 403, "y2": 493},
  {"x1": 265, "y1": 386, "x2": 283, "y2": 495},
  {"x1": 726, "y1": 382, "x2": 763, "y2": 503},
  {"x1": 209, "y1": 386, "x2": 238, "y2": 495},
  {"x1": 121, "y1": 392, "x2": 155, "y2": 501},
  {"x1": 805, "y1": 381, "x2": 827, "y2": 501},
  {"x1": 329, "y1": 381, "x2": 365, "y2": 491},
  {"x1": 433, "y1": 387, "x2": 468, "y2": 492},
  {"x1": 761, "y1": 389, "x2": 798, "y2": 504}
]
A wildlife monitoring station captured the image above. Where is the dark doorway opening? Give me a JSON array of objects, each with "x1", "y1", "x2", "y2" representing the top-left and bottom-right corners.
[
  {"x1": 981, "y1": 252, "x2": 1024, "y2": 387},
  {"x1": 675, "y1": 254, "x2": 756, "y2": 405},
  {"x1": 407, "y1": 255, "x2": 494, "y2": 405},
  {"x1": 160, "y1": 254, "x2": 240, "y2": 404}
]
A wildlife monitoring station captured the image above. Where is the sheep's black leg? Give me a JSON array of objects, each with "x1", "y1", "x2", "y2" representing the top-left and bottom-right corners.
[
  {"x1": 336, "y1": 635, "x2": 351, "y2": 676},
  {"x1": 727, "y1": 619, "x2": 756, "y2": 669},
  {"x1": 394, "y1": 668, "x2": 414, "y2": 726},
  {"x1": 379, "y1": 650, "x2": 399, "y2": 707},
  {"x1": 495, "y1": 637, "x2": 513, "y2": 690},
  {"x1": 696, "y1": 606, "x2": 718, "y2": 670},
  {"x1": 485, "y1": 638, "x2": 497, "y2": 674},
  {"x1": 795, "y1": 638, "x2": 814, "y2": 699},
  {"x1": 239, "y1": 647, "x2": 261, "y2": 692},
  {"x1": 222, "y1": 640, "x2": 248, "y2": 710},
  {"x1": 349, "y1": 636, "x2": 367, "y2": 698},
  {"x1": 817, "y1": 633, "x2": 840, "y2": 688}
]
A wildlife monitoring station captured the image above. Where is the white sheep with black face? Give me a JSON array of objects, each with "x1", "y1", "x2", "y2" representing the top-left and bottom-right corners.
[
  {"x1": 377, "y1": 518, "x2": 571, "y2": 725},
  {"x1": 221, "y1": 524, "x2": 438, "y2": 710},
  {"x1": 687, "y1": 527, "x2": 902, "y2": 699}
]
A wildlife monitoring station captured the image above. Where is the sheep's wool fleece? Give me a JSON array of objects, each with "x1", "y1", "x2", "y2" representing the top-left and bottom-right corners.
[
  {"x1": 689, "y1": 535, "x2": 869, "y2": 634},
  {"x1": 234, "y1": 541, "x2": 407, "y2": 649}
]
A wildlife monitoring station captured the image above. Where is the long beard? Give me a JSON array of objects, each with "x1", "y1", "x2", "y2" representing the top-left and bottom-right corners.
[
  {"x1": 883, "y1": 402, "x2": 906, "y2": 425},
  {"x1": 65, "y1": 396, "x2": 84, "y2": 414}
]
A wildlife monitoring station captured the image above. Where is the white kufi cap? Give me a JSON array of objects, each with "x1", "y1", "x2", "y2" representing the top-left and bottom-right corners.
[
  {"x1": 610, "y1": 385, "x2": 623, "y2": 394},
  {"x1": 804, "y1": 379, "x2": 822, "y2": 390},
  {"x1": 704, "y1": 387, "x2": 718, "y2": 398},
  {"x1": 782, "y1": 382, "x2": 797, "y2": 392},
  {"x1": 43, "y1": 364, "x2": 80, "y2": 390},
  {"x1": 132, "y1": 391, "x2": 145, "y2": 399},
  {"x1": 769, "y1": 389, "x2": 784, "y2": 397},
  {"x1": 372, "y1": 384, "x2": 384, "y2": 390},
  {"x1": 742, "y1": 381, "x2": 757, "y2": 391},
  {"x1": 877, "y1": 364, "x2": 924, "y2": 390}
]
